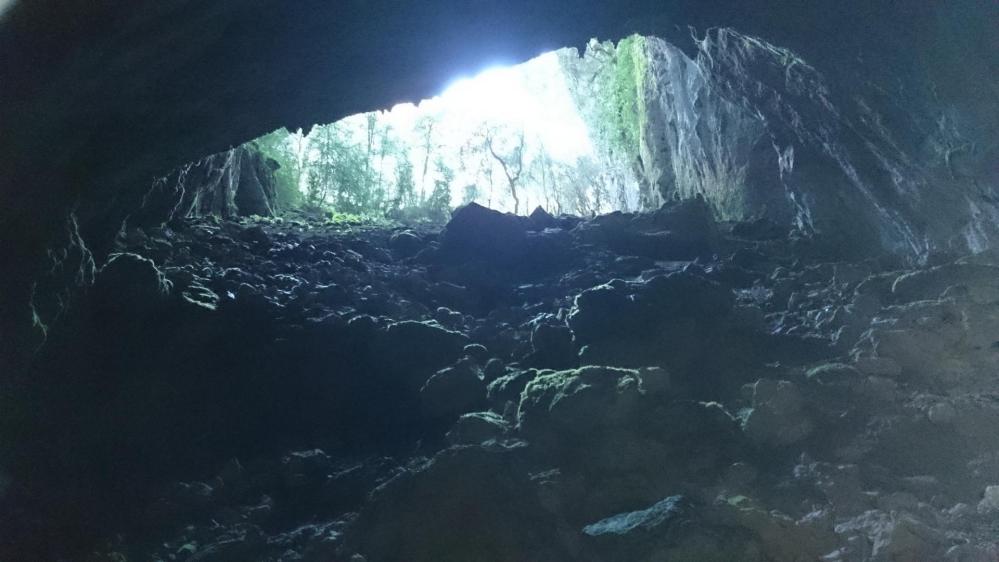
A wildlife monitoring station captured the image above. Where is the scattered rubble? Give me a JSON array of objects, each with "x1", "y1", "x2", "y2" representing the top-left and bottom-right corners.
[{"x1": 7, "y1": 204, "x2": 999, "y2": 561}]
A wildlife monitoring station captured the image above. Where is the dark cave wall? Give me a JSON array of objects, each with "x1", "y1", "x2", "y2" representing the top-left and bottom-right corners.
[
  {"x1": 632, "y1": 27, "x2": 999, "y2": 259},
  {"x1": 1, "y1": 0, "x2": 643, "y2": 371},
  {"x1": 1, "y1": 0, "x2": 996, "y2": 372},
  {"x1": 134, "y1": 144, "x2": 280, "y2": 227}
]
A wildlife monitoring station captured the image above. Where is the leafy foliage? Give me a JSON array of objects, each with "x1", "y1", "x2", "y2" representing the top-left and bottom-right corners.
[
  {"x1": 556, "y1": 35, "x2": 653, "y2": 210},
  {"x1": 253, "y1": 129, "x2": 305, "y2": 209},
  {"x1": 246, "y1": 40, "x2": 655, "y2": 221},
  {"x1": 425, "y1": 156, "x2": 454, "y2": 223},
  {"x1": 606, "y1": 35, "x2": 648, "y2": 161}
]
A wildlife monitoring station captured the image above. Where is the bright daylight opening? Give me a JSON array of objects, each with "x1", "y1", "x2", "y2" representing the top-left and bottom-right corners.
[
  {"x1": 435, "y1": 53, "x2": 594, "y2": 163},
  {"x1": 249, "y1": 40, "x2": 649, "y2": 222}
]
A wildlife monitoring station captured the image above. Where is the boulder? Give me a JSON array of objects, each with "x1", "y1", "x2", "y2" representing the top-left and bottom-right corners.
[
  {"x1": 805, "y1": 363, "x2": 864, "y2": 386},
  {"x1": 730, "y1": 217, "x2": 786, "y2": 240},
  {"x1": 834, "y1": 510, "x2": 945, "y2": 562},
  {"x1": 420, "y1": 359, "x2": 486, "y2": 419},
  {"x1": 377, "y1": 321, "x2": 470, "y2": 389},
  {"x1": 94, "y1": 252, "x2": 172, "y2": 314},
  {"x1": 344, "y1": 445, "x2": 572, "y2": 562},
  {"x1": 97, "y1": 252, "x2": 172, "y2": 298},
  {"x1": 321, "y1": 458, "x2": 403, "y2": 511},
  {"x1": 388, "y1": 230, "x2": 424, "y2": 258},
  {"x1": 567, "y1": 280, "x2": 636, "y2": 344},
  {"x1": 568, "y1": 271, "x2": 735, "y2": 373},
  {"x1": 528, "y1": 206, "x2": 558, "y2": 230},
  {"x1": 181, "y1": 281, "x2": 221, "y2": 311},
  {"x1": 239, "y1": 225, "x2": 270, "y2": 246},
  {"x1": 709, "y1": 495, "x2": 837, "y2": 562},
  {"x1": 582, "y1": 495, "x2": 763, "y2": 562},
  {"x1": 526, "y1": 322, "x2": 577, "y2": 370},
  {"x1": 517, "y1": 366, "x2": 649, "y2": 437},
  {"x1": 438, "y1": 203, "x2": 528, "y2": 264},
  {"x1": 446, "y1": 412, "x2": 511, "y2": 445},
  {"x1": 486, "y1": 368, "x2": 542, "y2": 409},
  {"x1": 523, "y1": 227, "x2": 575, "y2": 272},
  {"x1": 184, "y1": 523, "x2": 266, "y2": 562},
  {"x1": 482, "y1": 358, "x2": 509, "y2": 383},
  {"x1": 977, "y1": 485, "x2": 999, "y2": 514},
  {"x1": 892, "y1": 263, "x2": 999, "y2": 304},
  {"x1": 741, "y1": 379, "x2": 813, "y2": 447},
  {"x1": 517, "y1": 366, "x2": 742, "y2": 516}
]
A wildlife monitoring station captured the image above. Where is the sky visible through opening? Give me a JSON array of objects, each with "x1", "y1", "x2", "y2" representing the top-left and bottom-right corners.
[
  {"x1": 254, "y1": 44, "x2": 641, "y2": 218},
  {"x1": 404, "y1": 52, "x2": 594, "y2": 164},
  {"x1": 270, "y1": 50, "x2": 612, "y2": 216},
  {"x1": 307, "y1": 51, "x2": 594, "y2": 213}
]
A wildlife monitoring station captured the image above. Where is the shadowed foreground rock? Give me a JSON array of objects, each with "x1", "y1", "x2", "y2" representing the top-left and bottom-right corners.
[{"x1": 3, "y1": 203, "x2": 999, "y2": 561}]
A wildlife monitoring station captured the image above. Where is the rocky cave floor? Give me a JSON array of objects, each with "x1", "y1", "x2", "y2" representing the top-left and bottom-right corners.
[{"x1": 8, "y1": 201, "x2": 999, "y2": 561}]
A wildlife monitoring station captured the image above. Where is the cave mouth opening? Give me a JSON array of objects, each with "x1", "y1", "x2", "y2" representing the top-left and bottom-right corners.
[{"x1": 210, "y1": 37, "x2": 653, "y2": 224}]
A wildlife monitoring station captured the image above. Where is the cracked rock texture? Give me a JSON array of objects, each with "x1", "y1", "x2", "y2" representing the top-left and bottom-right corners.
[
  {"x1": 1, "y1": 2, "x2": 998, "y2": 561},
  {"x1": 2, "y1": 1, "x2": 997, "y2": 374},
  {"x1": 2, "y1": 204, "x2": 999, "y2": 561},
  {"x1": 564, "y1": 28, "x2": 999, "y2": 260}
]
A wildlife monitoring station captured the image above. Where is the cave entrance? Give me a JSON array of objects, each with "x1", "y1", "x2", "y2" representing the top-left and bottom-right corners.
[{"x1": 234, "y1": 38, "x2": 652, "y2": 223}]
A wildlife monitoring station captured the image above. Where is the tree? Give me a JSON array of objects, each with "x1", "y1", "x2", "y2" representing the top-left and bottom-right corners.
[
  {"x1": 239, "y1": 43, "x2": 651, "y2": 220},
  {"x1": 305, "y1": 126, "x2": 337, "y2": 207},
  {"x1": 530, "y1": 141, "x2": 562, "y2": 214},
  {"x1": 393, "y1": 155, "x2": 416, "y2": 210},
  {"x1": 461, "y1": 127, "x2": 498, "y2": 208},
  {"x1": 374, "y1": 119, "x2": 399, "y2": 211},
  {"x1": 365, "y1": 113, "x2": 376, "y2": 194},
  {"x1": 460, "y1": 184, "x2": 481, "y2": 206},
  {"x1": 424, "y1": 156, "x2": 454, "y2": 223},
  {"x1": 558, "y1": 36, "x2": 653, "y2": 210},
  {"x1": 415, "y1": 114, "x2": 439, "y2": 203},
  {"x1": 254, "y1": 128, "x2": 307, "y2": 208},
  {"x1": 303, "y1": 122, "x2": 377, "y2": 214},
  {"x1": 484, "y1": 127, "x2": 526, "y2": 214}
]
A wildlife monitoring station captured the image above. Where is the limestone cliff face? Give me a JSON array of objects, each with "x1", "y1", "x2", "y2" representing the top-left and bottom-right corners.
[
  {"x1": 639, "y1": 35, "x2": 776, "y2": 222},
  {"x1": 583, "y1": 29, "x2": 999, "y2": 261}
]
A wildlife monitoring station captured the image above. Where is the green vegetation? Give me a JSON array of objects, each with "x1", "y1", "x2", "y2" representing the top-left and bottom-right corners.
[
  {"x1": 246, "y1": 40, "x2": 655, "y2": 222},
  {"x1": 606, "y1": 35, "x2": 648, "y2": 162},
  {"x1": 558, "y1": 35, "x2": 654, "y2": 209},
  {"x1": 252, "y1": 119, "x2": 456, "y2": 224}
]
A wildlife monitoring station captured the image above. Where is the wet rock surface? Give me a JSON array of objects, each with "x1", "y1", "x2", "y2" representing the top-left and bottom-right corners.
[{"x1": 4, "y1": 204, "x2": 999, "y2": 561}]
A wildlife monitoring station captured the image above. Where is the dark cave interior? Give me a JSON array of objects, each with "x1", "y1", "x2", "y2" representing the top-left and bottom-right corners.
[{"x1": 2, "y1": 1, "x2": 999, "y2": 561}]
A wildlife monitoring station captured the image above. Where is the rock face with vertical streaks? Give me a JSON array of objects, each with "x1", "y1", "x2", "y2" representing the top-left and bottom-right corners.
[{"x1": 561, "y1": 28, "x2": 999, "y2": 261}]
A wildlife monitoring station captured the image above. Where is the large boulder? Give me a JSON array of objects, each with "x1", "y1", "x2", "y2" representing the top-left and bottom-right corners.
[
  {"x1": 567, "y1": 280, "x2": 638, "y2": 344},
  {"x1": 568, "y1": 271, "x2": 734, "y2": 346},
  {"x1": 93, "y1": 252, "x2": 172, "y2": 314},
  {"x1": 445, "y1": 412, "x2": 511, "y2": 445},
  {"x1": 834, "y1": 510, "x2": 946, "y2": 562},
  {"x1": 582, "y1": 496, "x2": 759, "y2": 562},
  {"x1": 570, "y1": 199, "x2": 717, "y2": 261},
  {"x1": 516, "y1": 366, "x2": 744, "y2": 519},
  {"x1": 388, "y1": 230, "x2": 424, "y2": 258},
  {"x1": 377, "y1": 320, "x2": 470, "y2": 390},
  {"x1": 567, "y1": 271, "x2": 740, "y2": 386},
  {"x1": 582, "y1": 494, "x2": 836, "y2": 562},
  {"x1": 740, "y1": 379, "x2": 813, "y2": 447},
  {"x1": 343, "y1": 445, "x2": 575, "y2": 562},
  {"x1": 517, "y1": 366, "x2": 667, "y2": 439},
  {"x1": 438, "y1": 203, "x2": 528, "y2": 264},
  {"x1": 420, "y1": 359, "x2": 487, "y2": 419},
  {"x1": 527, "y1": 206, "x2": 558, "y2": 230},
  {"x1": 525, "y1": 321, "x2": 577, "y2": 370},
  {"x1": 891, "y1": 263, "x2": 999, "y2": 305}
]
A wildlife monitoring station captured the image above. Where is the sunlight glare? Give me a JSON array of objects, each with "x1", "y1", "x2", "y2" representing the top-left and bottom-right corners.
[{"x1": 435, "y1": 53, "x2": 594, "y2": 162}]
